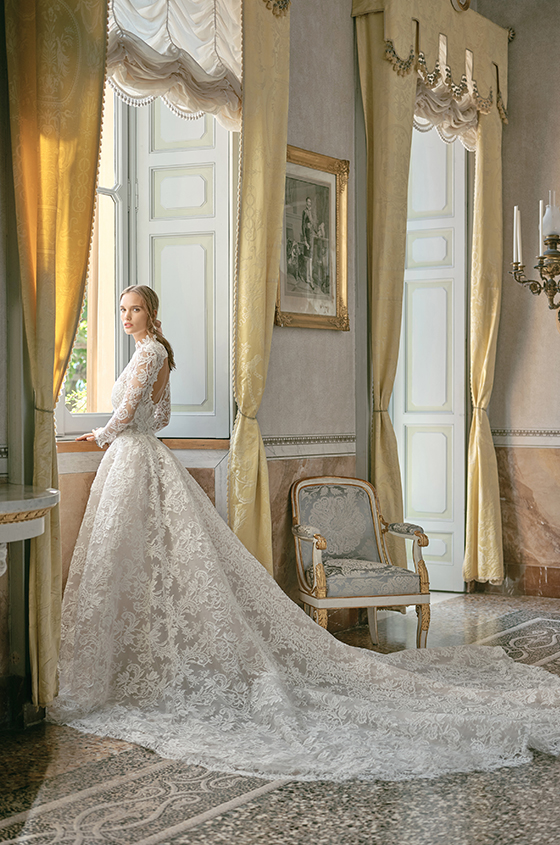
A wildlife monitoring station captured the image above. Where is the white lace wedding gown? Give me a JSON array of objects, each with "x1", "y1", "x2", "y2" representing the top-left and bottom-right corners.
[{"x1": 49, "y1": 336, "x2": 560, "y2": 782}]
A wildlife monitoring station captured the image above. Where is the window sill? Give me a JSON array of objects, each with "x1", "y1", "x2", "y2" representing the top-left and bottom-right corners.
[{"x1": 56, "y1": 438, "x2": 230, "y2": 453}]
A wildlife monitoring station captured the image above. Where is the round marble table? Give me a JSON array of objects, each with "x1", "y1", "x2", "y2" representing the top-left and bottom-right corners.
[{"x1": 0, "y1": 485, "x2": 60, "y2": 575}]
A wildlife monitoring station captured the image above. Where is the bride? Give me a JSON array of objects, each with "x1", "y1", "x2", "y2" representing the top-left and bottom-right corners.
[{"x1": 49, "y1": 285, "x2": 560, "y2": 782}]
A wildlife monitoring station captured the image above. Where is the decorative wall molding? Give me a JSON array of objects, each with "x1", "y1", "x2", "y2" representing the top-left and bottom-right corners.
[
  {"x1": 492, "y1": 429, "x2": 560, "y2": 438},
  {"x1": 57, "y1": 434, "x2": 357, "y2": 475},
  {"x1": 492, "y1": 429, "x2": 560, "y2": 448},
  {"x1": 262, "y1": 433, "x2": 356, "y2": 460},
  {"x1": 262, "y1": 434, "x2": 356, "y2": 446}
]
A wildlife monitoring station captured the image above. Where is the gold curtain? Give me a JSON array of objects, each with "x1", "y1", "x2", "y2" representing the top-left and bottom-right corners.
[
  {"x1": 5, "y1": 0, "x2": 107, "y2": 704},
  {"x1": 355, "y1": 11, "x2": 416, "y2": 568},
  {"x1": 354, "y1": 0, "x2": 509, "y2": 577},
  {"x1": 228, "y1": 0, "x2": 290, "y2": 576},
  {"x1": 463, "y1": 107, "x2": 504, "y2": 584}
]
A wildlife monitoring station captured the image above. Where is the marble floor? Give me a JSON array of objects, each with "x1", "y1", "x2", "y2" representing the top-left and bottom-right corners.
[{"x1": 2, "y1": 593, "x2": 560, "y2": 844}]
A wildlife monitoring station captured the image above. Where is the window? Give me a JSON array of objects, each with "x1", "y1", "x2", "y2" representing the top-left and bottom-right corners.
[{"x1": 56, "y1": 85, "x2": 233, "y2": 439}]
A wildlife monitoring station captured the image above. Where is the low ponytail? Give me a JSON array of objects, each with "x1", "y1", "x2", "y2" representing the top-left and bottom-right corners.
[{"x1": 151, "y1": 319, "x2": 176, "y2": 371}]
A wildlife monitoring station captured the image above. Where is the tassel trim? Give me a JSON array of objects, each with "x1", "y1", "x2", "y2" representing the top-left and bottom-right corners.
[
  {"x1": 261, "y1": 0, "x2": 290, "y2": 16},
  {"x1": 384, "y1": 39, "x2": 505, "y2": 122}
]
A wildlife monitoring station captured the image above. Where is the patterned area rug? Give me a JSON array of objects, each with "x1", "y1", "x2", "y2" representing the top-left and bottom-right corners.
[
  {"x1": 0, "y1": 747, "x2": 283, "y2": 844},
  {"x1": 476, "y1": 617, "x2": 560, "y2": 675},
  {"x1": 2, "y1": 606, "x2": 560, "y2": 844}
]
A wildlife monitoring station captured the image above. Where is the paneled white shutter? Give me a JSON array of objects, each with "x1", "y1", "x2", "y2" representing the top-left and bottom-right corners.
[
  {"x1": 133, "y1": 102, "x2": 231, "y2": 438},
  {"x1": 393, "y1": 128, "x2": 467, "y2": 591}
]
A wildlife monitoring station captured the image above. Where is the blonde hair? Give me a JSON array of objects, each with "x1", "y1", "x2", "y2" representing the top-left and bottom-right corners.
[{"x1": 120, "y1": 285, "x2": 176, "y2": 370}]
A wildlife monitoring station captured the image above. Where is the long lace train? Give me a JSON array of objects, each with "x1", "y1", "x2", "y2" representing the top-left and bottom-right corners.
[{"x1": 48, "y1": 338, "x2": 560, "y2": 782}]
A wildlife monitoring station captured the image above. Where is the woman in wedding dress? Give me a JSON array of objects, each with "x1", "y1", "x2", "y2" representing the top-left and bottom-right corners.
[{"x1": 49, "y1": 285, "x2": 560, "y2": 782}]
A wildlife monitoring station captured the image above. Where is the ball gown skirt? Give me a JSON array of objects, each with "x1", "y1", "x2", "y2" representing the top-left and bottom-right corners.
[{"x1": 48, "y1": 338, "x2": 560, "y2": 782}]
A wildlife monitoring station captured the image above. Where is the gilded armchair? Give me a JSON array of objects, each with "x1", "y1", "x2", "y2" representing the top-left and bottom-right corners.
[{"x1": 291, "y1": 477, "x2": 431, "y2": 648}]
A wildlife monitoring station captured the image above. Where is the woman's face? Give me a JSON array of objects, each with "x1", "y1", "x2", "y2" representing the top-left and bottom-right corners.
[{"x1": 120, "y1": 292, "x2": 150, "y2": 341}]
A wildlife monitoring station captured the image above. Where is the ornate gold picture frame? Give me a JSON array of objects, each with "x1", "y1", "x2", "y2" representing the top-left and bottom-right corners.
[{"x1": 275, "y1": 145, "x2": 349, "y2": 330}]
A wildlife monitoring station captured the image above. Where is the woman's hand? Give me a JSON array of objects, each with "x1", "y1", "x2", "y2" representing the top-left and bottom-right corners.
[{"x1": 75, "y1": 432, "x2": 97, "y2": 442}]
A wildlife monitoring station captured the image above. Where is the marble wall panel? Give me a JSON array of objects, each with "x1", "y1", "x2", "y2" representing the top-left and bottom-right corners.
[
  {"x1": 484, "y1": 446, "x2": 560, "y2": 598},
  {"x1": 268, "y1": 454, "x2": 357, "y2": 632},
  {"x1": 496, "y1": 447, "x2": 560, "y2": 569},
  {"x1": 59, "y1": 473, "x2": 96, "y2": 590}
]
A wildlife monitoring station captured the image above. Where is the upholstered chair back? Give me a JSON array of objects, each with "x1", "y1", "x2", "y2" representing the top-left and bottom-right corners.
[{"x1": 293, "y1": 478, "x2": 384, "y2": 573}]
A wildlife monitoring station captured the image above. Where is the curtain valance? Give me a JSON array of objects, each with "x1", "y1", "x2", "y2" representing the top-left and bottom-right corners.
[
  {"x1": 414, "y1": 77, "x2": 478, "y2": 151},
  {"x1": 352, "y1": 0, "x2": 508, "y2": 125},
  {"x1": 107, "y1": 0, "x2": 242, "y2": 130}
]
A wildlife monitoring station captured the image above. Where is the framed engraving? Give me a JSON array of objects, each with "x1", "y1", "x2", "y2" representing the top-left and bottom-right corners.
[{"x1": 275, "y1": 145, "x2": 349, "y2": 330}]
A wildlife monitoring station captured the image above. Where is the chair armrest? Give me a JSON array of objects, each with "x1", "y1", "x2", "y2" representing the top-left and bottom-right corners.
[
  {"x1": 387, "y1": 522, "x2": 428, "y2": 546},
  {"x1": 387, "y1": 523, "x2": 430, "y2": 590},
  {"x1": 292, "y1": 523, "x2": 327, "y2": 550},
  {"x1": 291, "y1": 523, "x2": 327, "y2": 598}
]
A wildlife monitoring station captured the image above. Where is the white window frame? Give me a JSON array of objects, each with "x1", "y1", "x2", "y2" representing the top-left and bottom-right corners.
[{"x1": 56, "y1": 97, "x2": 234, "y2": 440}]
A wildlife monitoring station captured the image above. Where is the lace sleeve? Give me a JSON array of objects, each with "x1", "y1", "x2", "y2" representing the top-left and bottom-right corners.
[
  {"x1": 94, "y1": 341, "x2": 166, "y2": 448},
  {"x1": 154, "y1": 382, "x2": 171, "y2": 432}
]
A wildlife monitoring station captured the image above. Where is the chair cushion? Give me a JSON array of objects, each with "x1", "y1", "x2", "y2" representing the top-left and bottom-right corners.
[{"x1": 306, "y1": 558, "x2": 421, "y2": 598}]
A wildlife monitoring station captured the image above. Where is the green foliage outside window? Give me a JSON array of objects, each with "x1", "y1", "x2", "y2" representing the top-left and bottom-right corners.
[{"x1": 65, "y1": 299, "x2": 88, "y2": 413}]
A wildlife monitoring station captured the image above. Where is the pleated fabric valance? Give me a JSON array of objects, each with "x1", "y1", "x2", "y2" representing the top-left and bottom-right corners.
[
  {"x1": 107, "y1": 0, "x2": 242, "y2": 130},
  {"x1": 352, "y1": 0, "x2": 509, "y2": 145}
]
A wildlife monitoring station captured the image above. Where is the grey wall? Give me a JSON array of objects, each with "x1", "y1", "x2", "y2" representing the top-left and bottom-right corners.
[
  {"x1": 477, "y1": 0, "x2": 560, "y2": 432},
  {"x1": 257, "y1": 0, "x2": 356, "y2": 439}
]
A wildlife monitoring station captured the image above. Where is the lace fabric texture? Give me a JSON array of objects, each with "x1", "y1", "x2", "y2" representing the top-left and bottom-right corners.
[
  {"x1": 94, "y1": 337, "x2": 170, "y2": 448},
  {"x1": 49, "y1": 340, "x2": 560, "y2": 782}
]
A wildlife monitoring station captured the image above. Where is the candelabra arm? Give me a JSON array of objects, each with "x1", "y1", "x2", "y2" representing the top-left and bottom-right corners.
[{"x1": 510, "y1": 263, "x2": 544, "y2": 298}]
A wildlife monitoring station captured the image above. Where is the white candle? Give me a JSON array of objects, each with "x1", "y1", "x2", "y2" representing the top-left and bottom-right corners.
[
  {"x1": 513, "y1": 206, "x2": 518, "y2": 263},
  {"x1": 517, "y1": 208, "x2": 523, "y2": 265},
  {"x1": 539, "y1": 200, "x2": 544, "y2": 255},
  {"x1": 554, "y1": 190, "x2": 557, "y2": 207}
]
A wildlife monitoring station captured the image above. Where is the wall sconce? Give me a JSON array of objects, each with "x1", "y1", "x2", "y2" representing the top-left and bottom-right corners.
[{"x1": 511, "y1": 194, "x2": 560, "y2": 327}]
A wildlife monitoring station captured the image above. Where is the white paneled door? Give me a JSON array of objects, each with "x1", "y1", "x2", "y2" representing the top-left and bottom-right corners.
[
  {"x1": 393, "y1": 129, "x2": 467, "y2": 591},
  {"x1": 134, "y1": 103, "x2": 231, "y2": 438}
]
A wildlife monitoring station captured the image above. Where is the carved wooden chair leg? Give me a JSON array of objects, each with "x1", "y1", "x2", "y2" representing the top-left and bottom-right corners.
[
  {"x1": 415, "y1": 603, "x2": 430, "y2": 648},
  {"x1": 367, "y1": 607, "x2": 378, "y2": 644},
  {"x1": 313, "y1": 608, "x2": 328, "y2": 628}
]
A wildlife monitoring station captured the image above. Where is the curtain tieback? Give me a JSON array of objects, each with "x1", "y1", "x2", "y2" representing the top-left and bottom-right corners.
[
  {"x1": 472, "y1": 406, "x2": 487, "y2": 411},
  {"x1": 372, "y1": 409, "x2": 389, "y2": 413},
  {"x1": 34, "y1": 406, "x2": 54, "y2": 415},
  {"x1": 237, "y1": 410, "x2": 257, "y2": 421}
]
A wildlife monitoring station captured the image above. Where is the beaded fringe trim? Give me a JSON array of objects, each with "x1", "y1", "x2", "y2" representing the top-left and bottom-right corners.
[
  {"x1": 384, "y1": 39, "x2": 505, "y2": 122},
  {"x1": 496, "y1": 90, "x2": 508, "y2": 124}
]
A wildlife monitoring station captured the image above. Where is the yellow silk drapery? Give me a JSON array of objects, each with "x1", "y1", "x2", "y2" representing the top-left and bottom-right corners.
[
  {"x1": 355, "y1": 11, "x2": 416, "y2": 568},
  {"x1": 354, "y1": 0, "x2": 509, "y2": 579},
  {"x1": 228, "y1": 0, "x2": 290, "y2": 576},
  {"x1": 463, "y1": 106, "x2": 504, "y2": 584},
  {"x1": 5, "y1": 0, "x2": 107, "y2": 704}
]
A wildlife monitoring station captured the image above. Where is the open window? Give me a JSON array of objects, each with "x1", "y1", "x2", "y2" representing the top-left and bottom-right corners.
[{"x1": 56, "y1": 84, "x2": 234, "y2": 439}]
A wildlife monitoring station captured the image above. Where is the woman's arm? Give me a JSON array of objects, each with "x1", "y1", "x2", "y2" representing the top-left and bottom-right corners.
[{"x1": 93, "y1": 342, "x2": 167, "y2": 448}]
